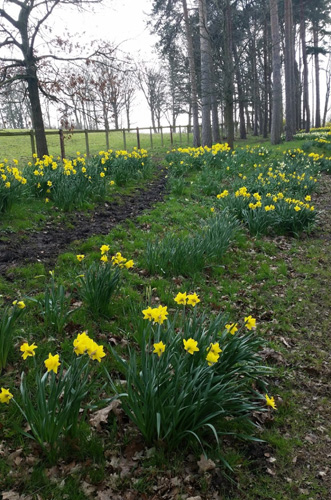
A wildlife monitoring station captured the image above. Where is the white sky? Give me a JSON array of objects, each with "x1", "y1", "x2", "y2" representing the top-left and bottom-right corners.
[{"x1": 53, "y1": 0, "x2": 159, "y2": 128}]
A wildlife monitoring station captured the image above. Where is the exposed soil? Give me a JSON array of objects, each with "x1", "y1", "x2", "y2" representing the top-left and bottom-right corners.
[{"x1": 0, "y1": 168, "x2": 167, "y2": 275}]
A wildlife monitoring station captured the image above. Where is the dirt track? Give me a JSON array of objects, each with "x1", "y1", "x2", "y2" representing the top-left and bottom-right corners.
[{"x1": 0, "y1": 169, "x2": 167, "y2": 275}]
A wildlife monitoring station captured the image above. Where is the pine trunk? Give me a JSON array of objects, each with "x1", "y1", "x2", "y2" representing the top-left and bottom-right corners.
[
  {"x1": 182, "y1": 0, "x2": 200, "y2": 147},
  {"x1": 224, "y1": 0, "x2": 234, "y2": 149},
  {"x1": 300, "y1": 0, "x2": 310, "y2": 132},
  {"x1": 313, "y1": 22, "x2": 321, "y2": 128},
  {"x1": 284, "y1": 0, "x2": 295, "y2": 140},
  {"x1": 233, "y1": 45, "x2": 246, "y2": 140},
  {"x1": 199, "y1": 0, "x2": 212, "y2": 147},
  {"x1": 269, "y1": 0, "x2": 282, "y2": 144}
]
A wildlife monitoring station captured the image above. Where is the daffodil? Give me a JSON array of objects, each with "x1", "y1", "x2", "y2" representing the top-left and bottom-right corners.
[
  {"x1": 73, "y1": 332, "x2": 91, "y2": 355},
  {"x1": 153, "y1": 341, "x2": 166, "y2": 357},
  {"x1": 206, "y1": 351, "x2": 219, "y2": 366},
  {"x1": 265, "y1": 394, "x2": 277, "y2": 410},
  {"x1": 151, "y1": 305, "x2": 168, "y2": 325},
  {"x1": 12, "y1": 300, "x2": 25, "y2": 309},
  {"x1": 76, "y1": 254, "x2": 85, "y2": 262},
  {"x1": 244, "y1": 316, "x2": 256, "y2": 330},
  {"x1": 187, "y1": 293, "x2": 200, "y2": 307},
  {"x1": 44, "y1": 353, "x2": 61, "y2": 374},
  {"x1": 100, "y1": 244, "x2": 110, "y2": 255},
  {"x1": 142, "y1": 306, "x2": 154, "y2": 321},
  {"x1": 208, "y1": 342, "x2": 222, "y2": 356},
  {"x1": 20, "y1": 342, "x2": 38, "y2": 360},
  {"x1": 174, "y1": 292, "x2": 187, "y2": 305},
  {"x1": 0, "y1": 388, "x2": 13, "y2": 404},
  {"x1": 183, "y1": 338, "x2": 199, "y2": 355},
  {"x1": 87, "y1": 342, "x2": 106, "y2": 362},
  {"x1": 225, "y1": 323, "x2": 238, "y2": 335}
]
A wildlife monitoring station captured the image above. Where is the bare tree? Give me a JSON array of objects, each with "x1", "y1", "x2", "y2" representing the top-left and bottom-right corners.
[
  {"x1": 137, "y1": 65, "x2": 167, "y2": 133},
  {"x1": 0, "y1": 0, "x2": 102, "y2": 157}
]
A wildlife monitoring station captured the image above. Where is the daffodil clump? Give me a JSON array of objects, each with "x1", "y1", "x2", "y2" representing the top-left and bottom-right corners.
[
  {"x1": 0, "y1": 159, "x2": 27, "y2": 212},
  {"x1": 216, "y1": 185, "x2": 316, "y2": 235},
  {"x1": 107, "y1": 292, "x2": 273, "y2": 451},
  {"x1": 294, "y1": 127, "x2": 331, "y2": 141},
  {"x1": 166, "y1": 143, "x2": 231, "y2": 174},
  {"x1": 0, "y1": 299, "x2": 26, "y2": 371},
  {"x1": 1, "y1": 332, "x2": 105, "y2": 458},
  {"x1": 23, "y1": 152, "x2": 110, "y2": 210},
  {"x1": 4, "y1": 147, "x2": 150, "y2": 211},
  {"x1": 213, "y1": 148, "x2": 322, "y2": 236},
  {"x1": 77, "y1": 245, "x2": 134, "y2": 317},
  {"x1": 96, "y1": 147, "x2": 151, "y2": 186}
]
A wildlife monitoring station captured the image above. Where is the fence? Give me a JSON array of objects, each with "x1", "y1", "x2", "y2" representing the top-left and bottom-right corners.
[{"x1": 0, "y1": 125, "x2": 203, "y2": 161}]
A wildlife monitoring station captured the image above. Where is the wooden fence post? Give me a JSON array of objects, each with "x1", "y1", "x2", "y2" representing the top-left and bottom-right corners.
[
  {"x1": 161, "y1": 126, "x2": 164, "y2": 147},
  {"x1": 179, "y1": 126, "x2": 182, "y2": 145},
  {"x1": 59, "y1": 129, "x2": 65, "y2": 160},
  {"x1": 122, "y1": 129, "x2": 127, "y2": 150},
  {"x1": 136, "y1": 127, "x2": 141, "y2": 150},
  {"x1": 105, "y1": 128, "x2": 110, "y2": 151},
  {"x1": 150, "y1": 127, "x2": 153, "y2": 149},
  {"x1": 29, "y1": 129, "x2": 36, "y2": 159},
  {"x1": 84, "y1": 130, "x2": 90, "y2": 157}
]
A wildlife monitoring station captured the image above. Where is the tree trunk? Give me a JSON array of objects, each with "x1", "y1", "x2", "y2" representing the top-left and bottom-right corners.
[
  {"x1": 269, "y1": 0, "x2": 282, "y2": 144},
  {"x1": 300, "y1": 0, "x2": 310, "y2": 132},
  {"x1": 322, "y1": 55, "x2": 331, "y2": 126},
  {"x1": 284, "y1": 0, "x2": 295, "y2": 140},
  {"x1": 224, "y1": 0, "x2": 234, "y2": 149},
  {"x1": 198, "y1": 0, "x2": 212, "y2": 147},
  {"x1": 233, "y1": 46, "x2": 246, "y2": 140},
  {"x1": 27, "y1": 64, "x2": 49, "y2": 157},
  {"x1": 313, "y1": 21, "x2": 321, "y2": 128},
  {"x1": 252, "y1": 41, "x2": 259, "y2": 136},
  {"x1": 182, "y1": 0, "x2": 200, "y2": 147},
  {"x1": 263, "y1": 13, "x2": 269, "y2": 139}
]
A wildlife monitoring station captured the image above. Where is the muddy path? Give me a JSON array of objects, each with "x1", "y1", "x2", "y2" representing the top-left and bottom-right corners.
[{"x1": 0, "y1": 168, "x2": 167, "y2": 275}]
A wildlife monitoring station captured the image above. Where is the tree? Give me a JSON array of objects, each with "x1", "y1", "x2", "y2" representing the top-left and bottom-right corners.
[
  {"x1": 0, "y1": 0, "x2": 102, "y2": 157},
  {"x1": 182, "y1": 0, "x2": 200, "y2": 146},
  {"x1": 269, "y1": 0, "x2": 282, "y2": 144},
  {"x1": 198, "y1": 0, "x2": 212, "y2": 146},
  {"x1": 299, "y1": 0, "x2": 310, "y2": 131},
  {"x1": 306, "y1": 0, "x2": 331, "y2": 127},
  {"x1": 0, "y1": 80, "x2": 32, "y2": 128},
  {"x1": 284, "y1": 0, "x2": 296, "y2": 140},
  {"x1": 137, "y1": 65, "x2": 167, "y2": 133},
  {"x1": 223, "y1": 0, "x2": 235, "y2": 149}
]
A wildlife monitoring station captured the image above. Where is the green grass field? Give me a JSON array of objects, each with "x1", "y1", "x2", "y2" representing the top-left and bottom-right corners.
[{"x1": 0, "y1": 128, "x2": 194, "y2": 162}]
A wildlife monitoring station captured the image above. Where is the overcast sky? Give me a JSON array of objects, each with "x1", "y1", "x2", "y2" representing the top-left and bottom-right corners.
[{"x1": 52, "y1": 0, "x2": 159, "y2": 128}]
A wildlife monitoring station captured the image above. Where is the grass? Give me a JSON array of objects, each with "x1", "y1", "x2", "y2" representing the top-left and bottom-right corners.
[
  {"x1": 0, "y1": 128, "x2": 194, "y2": 163},
  {"x1": 0, "y1": 134, "x2": 330, "y2": 498}
]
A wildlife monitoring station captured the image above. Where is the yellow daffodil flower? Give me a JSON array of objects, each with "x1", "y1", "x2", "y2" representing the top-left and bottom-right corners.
[
  {"x1": 183, "y1": 338, "x2": 199, "y2": 355},
  {"x1": 153, "y1": 341, "x2": 166, "y2": 357},
  {"x1": 44, "y1": 353, "x2": 61, "y2": 374},
  {"x1": 20, "y1": 342, "x2": 38, "y2": 360}
]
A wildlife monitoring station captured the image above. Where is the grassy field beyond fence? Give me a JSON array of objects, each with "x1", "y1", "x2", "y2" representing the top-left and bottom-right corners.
[{"x1": 0, "y1": 126, "x2": 194, "y2": 162}]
